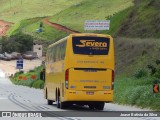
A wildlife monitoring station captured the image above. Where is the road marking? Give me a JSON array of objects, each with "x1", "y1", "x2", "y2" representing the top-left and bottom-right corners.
[
  {"x1": 0, "y1": 97, "x2": 7, "y2": 99},
  {"x1": 38, "y1": 106, "x2": 50, "y2": 110}
]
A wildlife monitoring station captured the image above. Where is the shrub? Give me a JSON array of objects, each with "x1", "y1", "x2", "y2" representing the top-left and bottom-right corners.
[
  {"x1": 1, "y1": 33, "x2": 33, "y2": 53},
  {"x1": 10, "y1": 65, "x2": 45, "y2": 89},
  {"x1": 32, "y1": 80, "x2": 44, "y2": 89},
  {"x1": 133, "y1": 68, "x2": 148, "y2": 79},
  {"x1": 153, "y1": 69, "x2": 160, "y2": 79},
  {"x1": 14, "y1": 71, "x2": 24, "y2": 78},
  {"x1": 22, "y1": 76, "x2": 27, "y2": 80},
  {"x1": 31, "y1": 75, "x2": 36, "y2": 80}
]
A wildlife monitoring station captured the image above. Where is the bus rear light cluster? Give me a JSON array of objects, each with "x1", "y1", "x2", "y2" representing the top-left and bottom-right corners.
[
  {"x1": 112, "y1": 70, "x2": 114, "y2": 90},
  {"x1": 65, "y1": 69, "x2": 69, "y2": 89}
]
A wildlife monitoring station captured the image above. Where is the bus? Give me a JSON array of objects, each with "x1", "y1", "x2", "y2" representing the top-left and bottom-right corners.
[{"x1": 44, "y1": 33, "x2": 114, "y2": 110}]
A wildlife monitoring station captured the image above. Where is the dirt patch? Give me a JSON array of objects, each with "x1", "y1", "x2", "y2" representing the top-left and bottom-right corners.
[
  {"x1": 43, "y1": 18, "x2": 80, "y2": 33},
  {"x1": 0, "y1": 20, "x2": 14, "y2": 36}
]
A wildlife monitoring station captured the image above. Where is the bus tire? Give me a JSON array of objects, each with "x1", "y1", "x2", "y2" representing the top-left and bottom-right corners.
[
  {"x1": 56, "y1": 93, "x2": 60, "y2": 108},
  {"x1": 60, "y1": 102, "x2": 65, "y2": 109},
  {"x1": 95, "y1": 102, "x2": 105, "y2": 110},
  {"x1": 89, "y1": 105, "x2": 94, "y2": 110},
  {"x1": 46, "y1": 90, "x2": 53, "y2": 105},
  {"x1": 45, "y1": 89, "x2": 47, "y2": 99},
  {"x1": 60, "y1": 102, "x2": 70, "y2": 109},
  {"x1": 47, "y1": 100, "x2": 53, "y2": 105}
]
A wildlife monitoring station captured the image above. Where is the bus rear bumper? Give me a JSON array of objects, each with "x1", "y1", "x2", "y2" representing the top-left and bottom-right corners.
[{"x1": 63, "y1": 90, "x2": 113, "y2": 102}]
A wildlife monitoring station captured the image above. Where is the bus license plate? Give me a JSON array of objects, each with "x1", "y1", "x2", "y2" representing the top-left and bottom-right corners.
[{"x1": 86, "y1": 91, "x2": 94, "y2": 95}]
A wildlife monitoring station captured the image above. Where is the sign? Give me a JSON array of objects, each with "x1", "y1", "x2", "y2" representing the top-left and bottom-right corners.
[
  {"x1": 16, "y1": 59, "x2": 23, "y2": 69},
  {"x1": 84, "y1": 20, "x2": 110, "y2": 30},
  {"x1": 153, "y1": 84, "x2": 159, "y2": 93}
]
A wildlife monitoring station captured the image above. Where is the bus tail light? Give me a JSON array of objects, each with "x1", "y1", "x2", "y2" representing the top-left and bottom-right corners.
[
  {"x1": 112, "y1": 70, "x2": 114, "y2": 90},
  {"x1": 65, "y1": 69, "x2": 69, "y2": 89}
]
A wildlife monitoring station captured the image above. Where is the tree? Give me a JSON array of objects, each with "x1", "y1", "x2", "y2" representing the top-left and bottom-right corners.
[{"x1": 1, "y1": 33, "x2": 33, "y2": 53}]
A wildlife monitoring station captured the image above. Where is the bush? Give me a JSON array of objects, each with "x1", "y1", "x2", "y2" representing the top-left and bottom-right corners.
[
  {"x1": 1, "y1": 33, "x2": 33, "y2": 53},
  {"x1": 14, "y1": 71, "x2": 24, "y2": 78},
  {"x1": 23, "y1": 79, "x2": 34, "y2": 87},
  {"x1": 114, "y1": 76, "x2": 160, "y2": 110},
  {"x1": 10, "y1": 65, "x2": 45, "y2": 89},
  {"x1": 133, "y1": 68, "x2": 148, "y2": 79},
  {"x1": 153, "y1": 69, "x2": 160, "y2": 79},
  {"x1": 32, "y1": 80, "x2": 44, "y2": 89}
]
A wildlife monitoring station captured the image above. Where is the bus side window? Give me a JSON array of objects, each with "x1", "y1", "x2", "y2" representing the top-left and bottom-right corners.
[{"x1": 61, "y1": 41, "x2": 67, "y2": 60}]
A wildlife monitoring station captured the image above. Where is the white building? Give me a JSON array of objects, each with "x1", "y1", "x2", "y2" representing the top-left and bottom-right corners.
[{"x1": 33, "y1": 44, "x2": 42, "y2": 57}]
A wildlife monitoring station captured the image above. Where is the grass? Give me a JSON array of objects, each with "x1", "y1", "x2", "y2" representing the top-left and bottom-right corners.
[
  {"x1": 0, "y1": 0, "x2": 83, "y2": 23},
  {"x1": 99, "y1": 7, "x2": 132, "y2": 36},
  {"x1": 7, "y1": 17, "x2": 43, "y2": 36},
  {"x1": 114, "y1": 76, "x2": 160, "y2": 110},
  {"x1": 114, "y1": 37, "x2": 160, "y2": 75},
  {"x1": 118, "y1": 0, "x2": 160, "y2": 38},
  {"x1": 49, "y1": 0, "x2": 133, "y2": 33},
  {"x1": 7, "y1": 0, "x2": 133, "y2": 41},
  {"x1": 23, "y1": 20, "x2": 69, "y2": 42},
  {"x1": 7, "y1": 17, "x2": 69, "y2": 50}
]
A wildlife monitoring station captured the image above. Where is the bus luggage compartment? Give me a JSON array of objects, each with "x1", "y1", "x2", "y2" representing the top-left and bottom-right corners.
[{"x1": 67, "y1": 68, "x2": 113, "y2": 91}]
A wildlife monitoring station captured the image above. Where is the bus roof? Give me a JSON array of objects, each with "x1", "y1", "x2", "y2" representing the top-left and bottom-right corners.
[
  {"x1": 70, "y1": 33, "x2": 111, "y2": 38},
  {"x1": 48, "y1": 33, "x2": 112, "y2": 48},
  {"x1": 48, "y1": 36, "x2": 68, "y2": 48}
]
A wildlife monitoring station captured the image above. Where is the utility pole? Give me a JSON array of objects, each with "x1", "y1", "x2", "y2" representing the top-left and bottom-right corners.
[{"x1": 21, "y1": 0, "x2": 22, "y2": 5}]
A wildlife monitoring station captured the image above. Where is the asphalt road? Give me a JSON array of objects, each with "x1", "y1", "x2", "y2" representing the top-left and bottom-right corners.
[{"x1": 0, "y1": 69, "x2": 159, "y2": 120}]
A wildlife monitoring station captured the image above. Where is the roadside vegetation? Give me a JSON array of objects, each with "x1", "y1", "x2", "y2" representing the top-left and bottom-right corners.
[
  {"x1": 114, "y1": 76, "x2": 160, "y2": 110},
  {"x1": 114, "y1": 37, "x2": 160, "y2": 110},
  {"x1": 118, "y1": 0, "x2": 160, "y2": 38},
  {"x1": 114, "y1": 37, "x2": 160, "y2": 75},
  {"x1": 114, "y1": 60, "x2": 160, "y2": 110},
  {"x1": 10, "y1": 65, "x2": 45, "y2": 89},
  {"x1": 1, "y1": 33, "x2": 33, "y2": 53}
]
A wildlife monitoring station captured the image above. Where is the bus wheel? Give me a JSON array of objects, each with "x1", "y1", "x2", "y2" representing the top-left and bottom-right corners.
[
  {"x1": 48, "y1": 100, "x2": 53, "y2": 105},
  {"x1": 60, "y1": 102, "x2": 69, "y2": 109},
  {"x1": 60, "y1": 102, "x2": 65, "y2": 109},
  {"x1": 89, "y1": 105, "x2": 94, "y2": 110},
  {"x1": 56, "y1": 93, "x2": 60, "y2": 108},
  {"x1": 47, "y1": 90, "x2": 53, "y2": 105},
  {"x1": 95, "y1": 102, "x2": 105, "y2": 110}
]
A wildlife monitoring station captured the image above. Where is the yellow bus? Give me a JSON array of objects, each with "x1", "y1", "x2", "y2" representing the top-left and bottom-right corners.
[{"x1": 44, "y1": 33, "x2": 114, "y2": 110}]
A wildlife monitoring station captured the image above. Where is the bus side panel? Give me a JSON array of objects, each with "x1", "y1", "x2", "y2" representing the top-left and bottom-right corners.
[
  {"x1": 46, "y1": 60, "x2": 65, "y2": 101},
  {"x1": 45, "y1": 63, "x2": 54, "y2": 100}
]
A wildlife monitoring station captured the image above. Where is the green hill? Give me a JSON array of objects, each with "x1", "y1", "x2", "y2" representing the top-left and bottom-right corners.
[
  {"x1": 7, "y1": 0, "x2": 133, "y2": 40},
  {"x1": 49, "y1": 0, "x2": 133, "y2": 32},
  {"x1": 118, "y1": 0, "x2": 160, "y2": 38},
  {"x1": 3, "y1": 0, "x2": 160, "y2": 75},
  {"x1": 0, "y1": 0, "x2": 83, "y2": 23}
]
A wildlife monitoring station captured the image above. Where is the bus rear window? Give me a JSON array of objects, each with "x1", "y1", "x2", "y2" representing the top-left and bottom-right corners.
[{"x1": 72, "y1": 36, "x2": 110, "y2": 55}]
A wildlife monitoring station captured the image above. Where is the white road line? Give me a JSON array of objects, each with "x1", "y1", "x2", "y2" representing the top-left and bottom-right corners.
[{"x1": 0, "y1": 97, "x2": 7, "y2": 99}]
